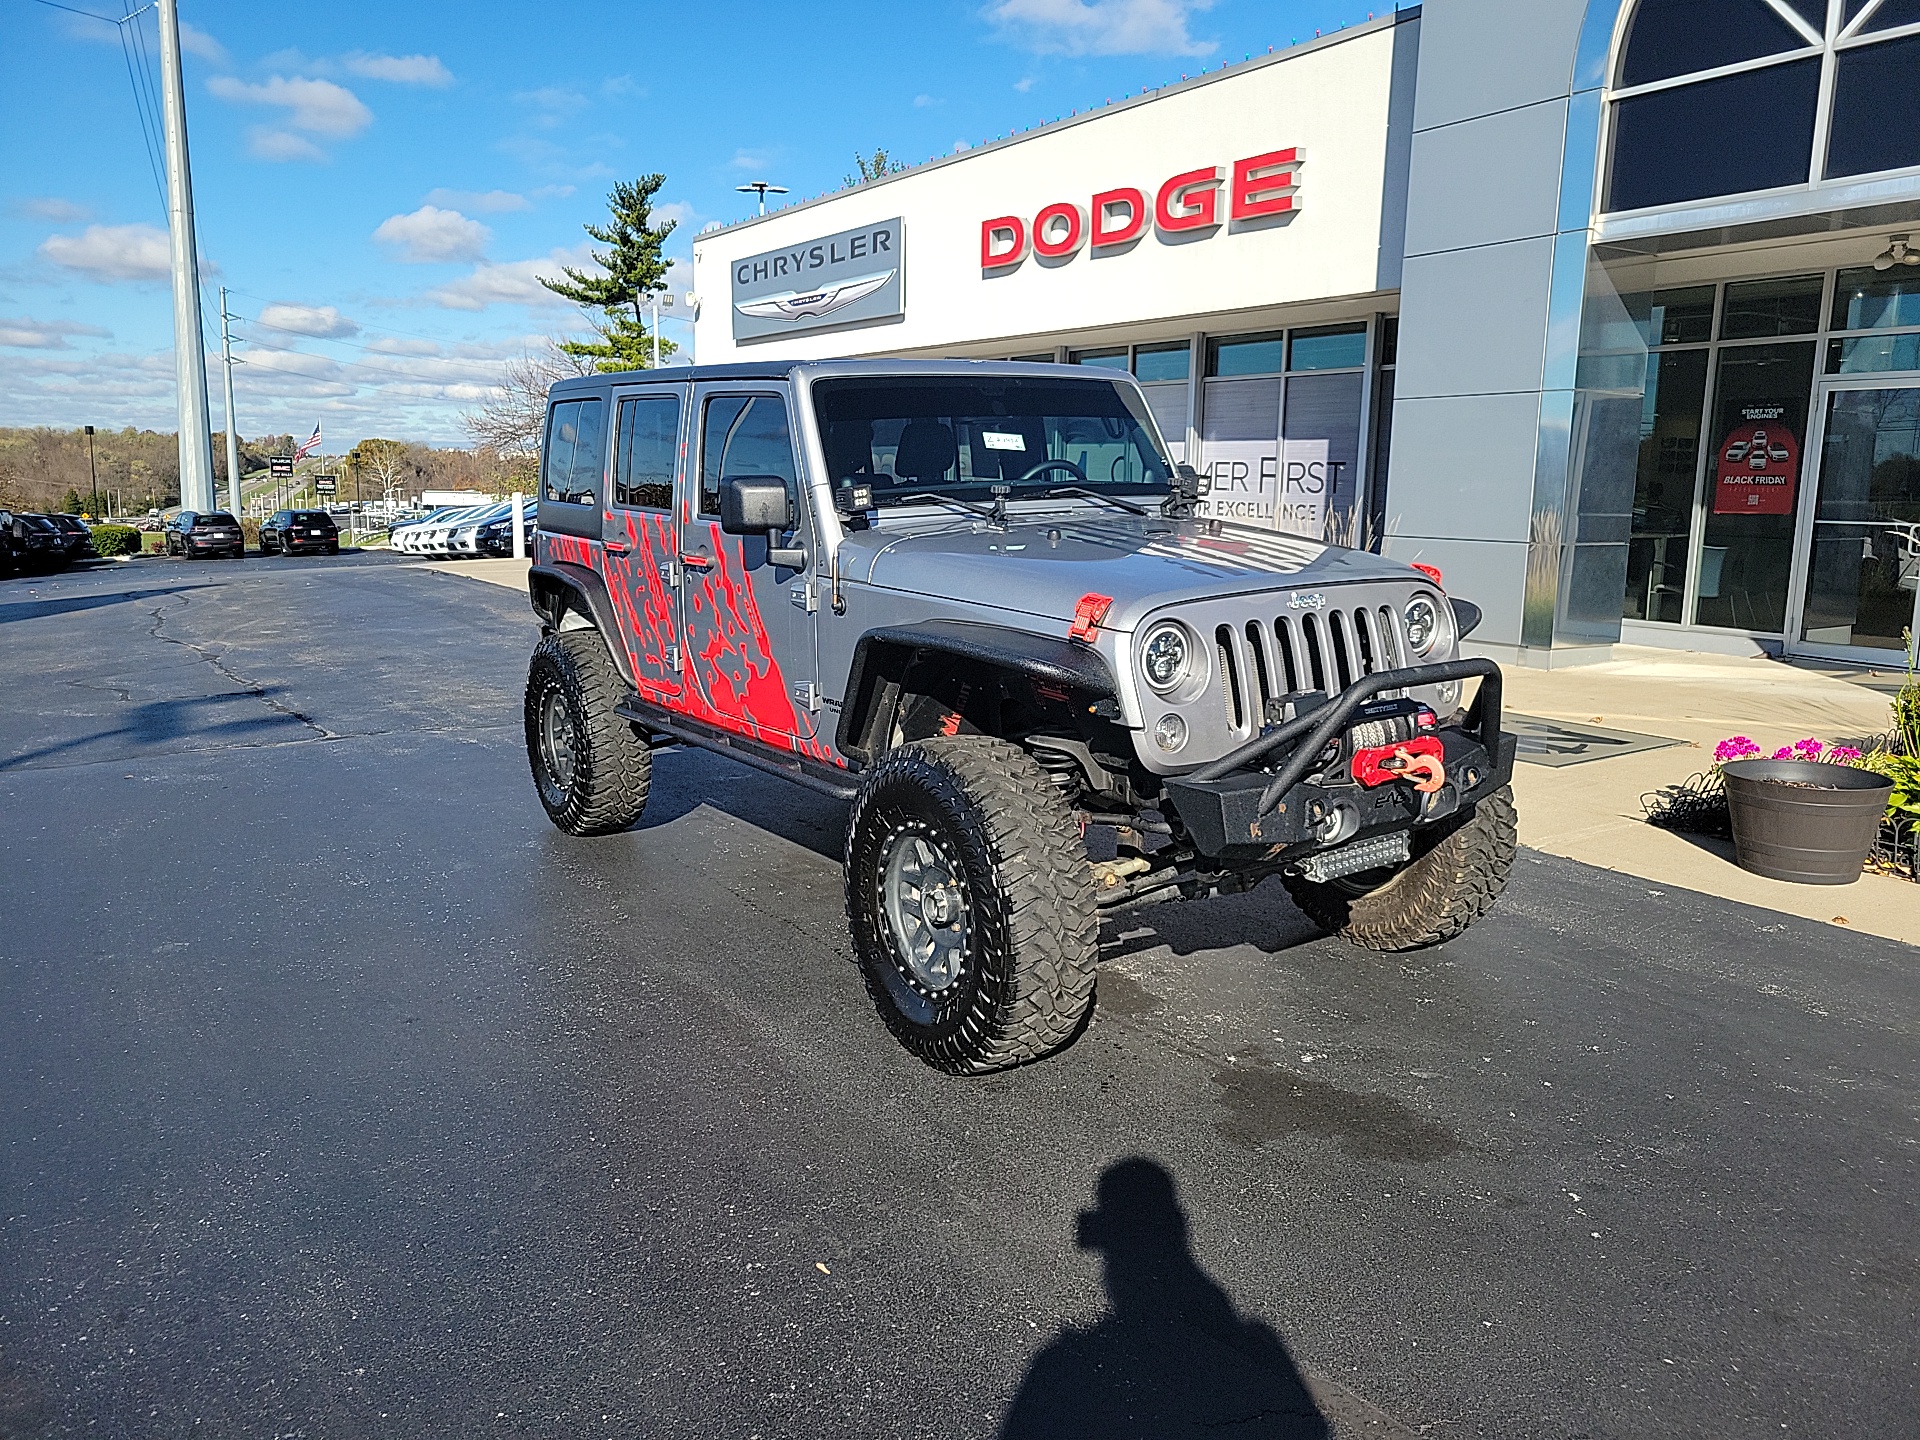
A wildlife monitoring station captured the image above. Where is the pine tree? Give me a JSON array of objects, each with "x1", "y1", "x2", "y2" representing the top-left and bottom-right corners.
[{"x1": 541, "y1": 175, "x2": 678, "y2": 373}]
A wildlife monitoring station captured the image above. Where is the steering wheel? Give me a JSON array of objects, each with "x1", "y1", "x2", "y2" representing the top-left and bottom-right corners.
[{"x1": 1011, "y1": 458, "x2": 1089, "y2": 486}]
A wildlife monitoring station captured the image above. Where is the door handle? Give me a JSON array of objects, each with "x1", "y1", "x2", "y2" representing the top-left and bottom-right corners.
[
  {"x1": 679, "y1": 552, "x2": 714, "y2": 569},
  {"x1": 605, "y1": 541, "x2": 631, "y2": 555}
]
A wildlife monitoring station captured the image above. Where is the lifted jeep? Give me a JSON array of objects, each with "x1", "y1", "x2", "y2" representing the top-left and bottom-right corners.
[{"x1": 524, "y1": 360, "x2": 1516, "y2": 1074}]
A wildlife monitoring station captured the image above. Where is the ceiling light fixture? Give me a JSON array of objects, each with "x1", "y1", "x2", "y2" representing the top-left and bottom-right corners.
[{"x1": 1873, "y1": 234, "x2": 1920, "y2": 271}]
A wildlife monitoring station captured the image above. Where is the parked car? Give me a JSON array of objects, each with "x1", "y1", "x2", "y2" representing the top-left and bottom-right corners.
[
  {"x1": 164, "y1": 510, "x2": 245, "y2": 559},
  {"x1": 477, "y1": 498, "x2": 535, "y2": 556},
  {"x1": 260, "y1": 508, "x2": 340, "y2": 556},
  {"x1": 2, "y1": 511, "x2": 67, "y2": 574},
  {"x1": 388, "y1": 506, "x2": 464, "y2": 554},
  {"x1": 48, "y1": 514, "x2": 98, "y2": 561}
]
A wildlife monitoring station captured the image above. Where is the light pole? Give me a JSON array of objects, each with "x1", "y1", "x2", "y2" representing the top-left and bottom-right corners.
[
  {"x1": 648, "y1": 290, "x2": 675, "y2": 368},
  {"x1": 735, "y1": 181, "x2": 788, "y2": 217},
  {"x1": 219, "y1": 287, "x2": 243, "y2": 520},
  {"x1": 84, "y1": 425, "x2": 99, "y2": 517},
  {"x1": 156, "y1": 0, "x2": 216, "y2": 512}
]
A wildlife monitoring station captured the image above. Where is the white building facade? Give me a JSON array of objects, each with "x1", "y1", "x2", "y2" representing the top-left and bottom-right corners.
[{"x1": 692, "y1": 1, "x2": 1920, "y2": 669}]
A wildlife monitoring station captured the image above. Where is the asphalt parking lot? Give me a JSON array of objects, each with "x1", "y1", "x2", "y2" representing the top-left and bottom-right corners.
[{"x1": 2, "y1": 552, "x2": 1915, "y2": 1438}]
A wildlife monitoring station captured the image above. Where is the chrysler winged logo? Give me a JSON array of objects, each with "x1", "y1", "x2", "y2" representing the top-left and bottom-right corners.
[
  {"x1": 734, "y1": 269, "x2": 895, "y2": 323},
  {"x1": 1287, "y1": 591, "x2": 1326, "y2": 610}
]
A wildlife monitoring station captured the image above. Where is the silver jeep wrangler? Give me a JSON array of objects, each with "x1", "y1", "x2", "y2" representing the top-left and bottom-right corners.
[{"x1": 524, "y1": 360, "x2": 1516, "y2": 1073}]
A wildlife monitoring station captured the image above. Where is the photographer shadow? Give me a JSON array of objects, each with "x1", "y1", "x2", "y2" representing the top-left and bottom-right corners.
[{"x1": 999, "y1": 1158, "x2": 1329, "y2": 1439}]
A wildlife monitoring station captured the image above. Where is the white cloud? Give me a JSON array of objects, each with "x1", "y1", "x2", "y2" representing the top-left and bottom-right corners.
[
  {"x1": 38, "y1": 223, "x2": 172, "y2": 282},
  {"x1": 0, "y1": 315, "x2": 111, "y2": 349},
  {"x1": 249, "y1": 128, "x2": 328, "y2": 163},
  {"x1": 985, "y1": 0, "x2": 1218, "y2": 56},
  {"x1": 10, "y1": 197, "x2": 92, "y2": 223},
  {"x1": 913, "y1": 93, "x2": 940, "y2": 107},
  {"x1": 427, "y1": 248, "x2": 590, "y2": 311},
  {"x1": 730, "y1": 148, "x2": 772, "y2": 172},
  {"x1": 654, "y1": 200, "x2": 699, "y2": 231},
  {"x1": 207, "y1": 75, "x2": 373, "y2": 138},
  {"x1": 424, "y1": 187, "x2": 531, "y2": 214},
  {"x1": 258, "y1": 303, "x2": 358, "y2": 338},
  {"x1": 1013, "y1": 75, "x2": 1038, "y2": 92},
  {"x1": 367, "y1": 336, "x2": 442, "y2": 356},
  {"x1": 344, "y1": 52, "x2": 453, "y2": 87},
  {"x1": 179, "y1": 21, "x2": 227, "y2": 64},
  {"x1": 531, "y1": 184, "x2": 577, "y2": 201},
  {"x1": 515, "y1": 86, "x2": 588, "y2": 127},
  {"x1": 373, "y1": 205, "x2": 492, "y2": 264}
]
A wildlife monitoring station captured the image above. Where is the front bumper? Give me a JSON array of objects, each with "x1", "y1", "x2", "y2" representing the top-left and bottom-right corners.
[{"x1": 1161, "y1": 658, "x2": 1515, "y2": 862}]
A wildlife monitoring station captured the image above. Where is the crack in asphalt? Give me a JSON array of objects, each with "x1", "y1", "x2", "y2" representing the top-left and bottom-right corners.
[{"x1": 145, "y1": 588, "x2": 335, "y2": 740}]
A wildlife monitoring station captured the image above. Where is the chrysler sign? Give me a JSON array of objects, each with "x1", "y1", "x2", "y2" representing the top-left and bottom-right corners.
[
  {"x1": 731, "y1": 217, "x2": 904, "y2": 341},
  {"x1": 981, "y1": 149, "x2": 1301, "y2": 272}
]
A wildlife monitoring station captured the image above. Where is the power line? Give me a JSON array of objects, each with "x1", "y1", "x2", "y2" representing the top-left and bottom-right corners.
[{"x1": 26, "y1": 0, "x2": 134, "y2": 21}]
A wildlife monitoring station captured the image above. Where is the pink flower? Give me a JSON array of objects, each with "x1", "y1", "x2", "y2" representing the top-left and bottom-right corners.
[
  {"x1": 1827, "y1": 746, "x2": 1863, "y2": 764},
  {"x1": 1792, "y1": 737, "x2": 1824, "y2": 757},
  {"x1": 1714, "y1": 736, "x2": 1762, "y2": 763}
]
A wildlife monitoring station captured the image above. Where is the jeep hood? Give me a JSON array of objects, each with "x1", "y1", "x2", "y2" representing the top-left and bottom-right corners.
[{"x1": 842, "y1": 514, "x2": 1426, "y2": 630}]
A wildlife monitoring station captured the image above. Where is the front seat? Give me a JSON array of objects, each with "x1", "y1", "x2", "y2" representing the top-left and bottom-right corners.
[{"x1": 892, "y1": 419, "x2": 958, "y2": 485}]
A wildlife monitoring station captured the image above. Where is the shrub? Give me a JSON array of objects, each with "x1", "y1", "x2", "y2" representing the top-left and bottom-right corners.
[{"x1": 90, "y1": 523, "x2": 140, "y2": 558}]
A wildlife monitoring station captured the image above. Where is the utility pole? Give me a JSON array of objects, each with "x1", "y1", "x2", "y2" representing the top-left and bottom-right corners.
[
  {"x1": 219, "y1": 287, "x2": 242, "y2": 519},
  {"x1": 157, "y1": 0, "x2": 215, "y2": 513}
]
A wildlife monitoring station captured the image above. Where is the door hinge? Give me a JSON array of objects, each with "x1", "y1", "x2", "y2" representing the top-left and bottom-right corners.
[
  {"x1": 793, "y1": 681, "x2": 821, "y2": 712},
  {"x1": 666, "y1": 645, "x2": 682, "y2": 672},
  {"x1": 790, "y1": 580, "x2": 818, "y2": 613}
]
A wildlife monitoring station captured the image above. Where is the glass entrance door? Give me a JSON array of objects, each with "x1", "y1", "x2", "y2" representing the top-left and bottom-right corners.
[{"x1": 1793, "y1": 381, "x2": 1920, "y2": 659}]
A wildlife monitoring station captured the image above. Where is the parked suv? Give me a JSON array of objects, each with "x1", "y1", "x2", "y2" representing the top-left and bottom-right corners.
[
  {"x1": 3, "y1": 511, "x2": 66, "y2": 574},
  {"x1": 165, "y1": 510, "x2": 245, "y2": 559},
  {"x1": 49, "y1": 514, "x2": 98, "y2": 561},
  {"x1": 260, "y1": 509, "x2": 339, "y2": 555},
  {"x1": 522, "y1": 361, "x2": 1515, "y2": 1074}
]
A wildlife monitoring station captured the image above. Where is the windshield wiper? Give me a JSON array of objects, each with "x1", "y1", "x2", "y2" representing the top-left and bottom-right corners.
[
  {"x1": 1040, "y1": 485, "x2": 1149, "y2": 517},
  {"x1": 890, "y1": 491, "x2": 996, "y2": 520}
]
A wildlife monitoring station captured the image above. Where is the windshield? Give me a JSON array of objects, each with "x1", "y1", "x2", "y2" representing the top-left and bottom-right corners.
[
  {"x1": 196, "y1": 512, "x2": 238, "y2": 528},
  {"x1": 810, "y1": 376, "x2": 1172, "y2": 509}
]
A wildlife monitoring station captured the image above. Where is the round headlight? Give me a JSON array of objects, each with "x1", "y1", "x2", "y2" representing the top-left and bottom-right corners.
[
  {"x1": 1404, "y1": 595, "x2": 1441, "y2": 655},
  {"x1": 1153, "y1": 713, "x2": 1188, "y2": 753},
  {"x1": 1140, "y1": 622, "x2": 1193, "y2": 693}
]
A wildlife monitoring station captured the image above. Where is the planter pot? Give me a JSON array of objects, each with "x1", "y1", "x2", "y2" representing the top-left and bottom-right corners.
[{"x1": 1721, "y1": 759, "x2": 1894, "y2": 886}]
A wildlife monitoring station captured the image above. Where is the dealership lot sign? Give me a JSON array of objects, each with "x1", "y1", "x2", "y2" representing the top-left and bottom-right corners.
[
  {"x1": 981, "y1": 149, "x2": 1302, "y2": 272},
  {"x1": 731, "y1": 218, "x2": 905, "y2": 342}
]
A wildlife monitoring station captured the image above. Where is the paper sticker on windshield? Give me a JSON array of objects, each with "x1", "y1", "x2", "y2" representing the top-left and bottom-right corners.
[{"x1": 981, "y1": 431, "x2": 1026, "y2": 452}]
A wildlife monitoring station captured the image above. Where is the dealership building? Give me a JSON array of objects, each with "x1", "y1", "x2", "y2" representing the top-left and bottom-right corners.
[{"x1": 690, "y1": 0, "x2": 1920, "y2": 668}]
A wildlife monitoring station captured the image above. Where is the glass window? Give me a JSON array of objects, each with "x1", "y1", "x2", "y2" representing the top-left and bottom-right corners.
[
  {"x1": 1721, "y1": 275, "x2": 1824, "y2": 339},
  {"x1": 1621, "y1": 286, "x2": 1716, "y2": 346},
  {"x1": 1617, "y1": 0, "x2": 1808, "y2": 88},
  {"x1": 1799, "y1": 386, "x2": 1920, "y2": 652},
  {"x1": 543, "y1": 397, "x2": 606, "y2": 505},
  {"x1": 1606, "y1": 60, "x2": 1820, "y2": 212},
  {"x1": 1009, "y1": 352, "x2": 1054, "y2": 362},
  {"x1": 613, "y1": 393, "x2": 681, "y2": 509},
  {"x1": 1826, "y1": 34, "x2": 1920, "y2": 180},
  {"x1": 1831, "y1": 267, "x2": 1920, "y2": 331},
  {"x1": 701, "y1": 394, "x2": 795, "y2": 517},
  {"x1": 1693, "y1": 341, "x2": 1817, "y2": 632},
  {"x1": 1197, "y1": 377, "x2": 1281, "y2": 524},
  {"x1": 1379, "y1": 316, "x2": 1398, "y2": 367},
  {"x1": 1288, "y1": 324, "x2": 1367, "y2": 372},
  {"x1": 1206, "y1": 332, "x2": 1286, "y2": 378},
  {"x1": 1133, "y1": 342, "x2": 1190, "y2": 383},
  {"x1": 1283, "y1": 370, "x2": 1365, "y2": 529},
  {"x1": 1862, "y1": 0, "x2": 1920, "y2": 30},
  {"x1": 1069, "y1": 347, "x2": 1129, "y2": 369},
  {"x1": 1622, "y1": 349, "x2": 1710, "y2": 623},
  {"x1": 1828, "y1": 334, "x2": 1920, "y2": 374},
  {"x1": 810, "y1": 376, "x2": 1172, "y2": 505}
]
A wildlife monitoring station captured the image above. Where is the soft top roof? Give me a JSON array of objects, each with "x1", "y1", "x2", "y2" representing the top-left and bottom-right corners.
[{"x1": 546, "y1": 357, "x2": 1117, "y2": 401}]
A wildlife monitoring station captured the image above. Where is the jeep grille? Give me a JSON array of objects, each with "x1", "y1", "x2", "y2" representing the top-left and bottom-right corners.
[{"x1": 1213, "y1": 607, "x2": 1409, "y2": 737}]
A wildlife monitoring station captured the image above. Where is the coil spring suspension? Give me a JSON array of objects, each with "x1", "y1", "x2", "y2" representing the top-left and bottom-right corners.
[{"x1": 1030, "y1": 746, "x2": 1082, "y2": 802}]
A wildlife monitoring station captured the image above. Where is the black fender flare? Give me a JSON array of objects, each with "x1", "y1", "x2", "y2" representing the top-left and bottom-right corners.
[
  {"x1": 836, "y1": 620, "x2": 1118, "y2": 764},
  {"x1": 527, "y1": 562, "x2": 635, "y2": 688}
]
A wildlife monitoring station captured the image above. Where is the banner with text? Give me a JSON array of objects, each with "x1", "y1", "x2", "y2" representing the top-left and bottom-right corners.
[{"x1": 1196, "y1": 438, "x2": 1329, "y2": 537}]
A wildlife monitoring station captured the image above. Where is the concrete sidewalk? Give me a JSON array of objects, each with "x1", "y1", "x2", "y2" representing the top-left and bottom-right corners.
[
  {"x1": 1498, "y1": 645, "x2": 1915, "y2": 947},
  {"x1": 426, "y1": 558, "x2": 1918, "y2": 946}
]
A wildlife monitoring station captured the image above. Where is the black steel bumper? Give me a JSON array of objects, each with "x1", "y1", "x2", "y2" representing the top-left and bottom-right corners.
[{"x1": 1161, "y1": 658, "x2": 1516, "y2": 862}]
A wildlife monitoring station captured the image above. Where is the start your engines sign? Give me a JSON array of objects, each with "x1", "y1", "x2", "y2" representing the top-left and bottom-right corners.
[{"x1": 1712, "y1": 404, "x2": 1800, "y2": 516}]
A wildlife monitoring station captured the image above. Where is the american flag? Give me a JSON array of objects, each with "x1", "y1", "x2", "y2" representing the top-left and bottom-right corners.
[{"x1": 292, "y1": 424, "x2": 322, "y2": 461}]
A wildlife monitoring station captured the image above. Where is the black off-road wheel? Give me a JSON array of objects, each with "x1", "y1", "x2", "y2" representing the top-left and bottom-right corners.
[
  {"x1": 1282, "y1": 786, "x2": 1517, "y2": 952},
  {"x1": 524, "y1": 630, "x2": 651, "y2": 837},
  {"x1": 845, "y1": 735, "x2": 1098, "y2": 1075}
]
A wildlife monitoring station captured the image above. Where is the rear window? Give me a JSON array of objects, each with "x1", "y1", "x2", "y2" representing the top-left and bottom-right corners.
[
  {"x1": 196, "y1": 512, "x2": 238, "y2": 528},
  {"x1": 292, "y1": 511, "x2": 335, "y2": 525}
]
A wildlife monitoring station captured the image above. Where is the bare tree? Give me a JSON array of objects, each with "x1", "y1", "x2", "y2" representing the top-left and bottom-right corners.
[{"x1": 462, "y1": 338, "x2": 593, "y2": 456}]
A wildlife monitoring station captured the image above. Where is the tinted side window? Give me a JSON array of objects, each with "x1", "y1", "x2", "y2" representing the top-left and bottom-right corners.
[
  {"x1": 543, "y1": 398, "x2": 606, "y2": 504},
  {"x1": 614, "y1": 394, "x2": 681, "y2": 509},
  {"x1": 700, "y1": 394, "x2": 797, "y2": 517}
]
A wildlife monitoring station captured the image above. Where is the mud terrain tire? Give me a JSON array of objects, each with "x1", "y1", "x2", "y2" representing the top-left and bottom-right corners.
[
  {"x1": 524, "y1": 630, "x2": 651, "y2": 837},
  {"x1": 1281, "y1": 786, "x2": 1517, "y2": 952},
  {"x1": 845, "y1": 735, "x2": 1098, "y2": 1074}
]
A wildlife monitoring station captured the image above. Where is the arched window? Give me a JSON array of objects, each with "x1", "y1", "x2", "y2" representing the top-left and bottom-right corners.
[{"x1": 1605, "y1": 0, "x2": 1920, "y2": 214}]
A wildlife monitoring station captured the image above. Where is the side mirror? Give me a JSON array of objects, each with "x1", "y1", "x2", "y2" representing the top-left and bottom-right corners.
[{"x1": 719, "y1": 476, "x2": 792, "y2": 535}]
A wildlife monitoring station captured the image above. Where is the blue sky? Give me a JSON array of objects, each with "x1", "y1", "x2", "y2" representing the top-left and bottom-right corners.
[{"x1": 2, "y1": 0, "x2": 1386, "y2": 447}]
